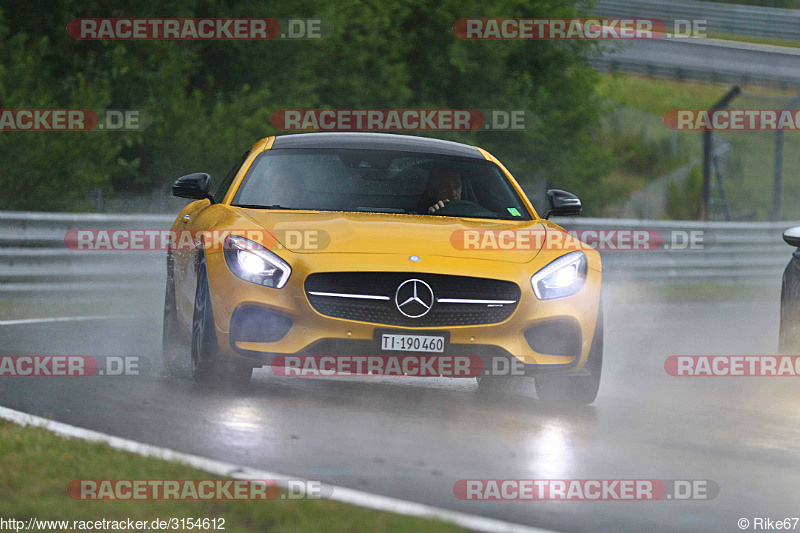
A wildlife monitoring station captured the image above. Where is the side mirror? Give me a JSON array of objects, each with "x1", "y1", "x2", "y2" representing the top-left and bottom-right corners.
[
  {"x1": 783, "y1": 226, "x2": 800, "y2": 247},
  {"x1": 544, "y1": 189, "x2": 581, "y2": 219},
  {"x1": 172, "y1": 173, "x2": 215, "y2": 204}
]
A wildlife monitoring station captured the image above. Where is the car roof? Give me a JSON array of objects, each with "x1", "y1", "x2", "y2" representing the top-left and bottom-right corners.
[{"x1": 271, "y1": 132, "x2": 484, "y2": 159}]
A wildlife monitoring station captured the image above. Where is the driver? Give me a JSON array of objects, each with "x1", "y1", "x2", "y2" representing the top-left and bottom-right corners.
[{"x1": 424, "y1": 166, "x2": 462, "y2": 213}]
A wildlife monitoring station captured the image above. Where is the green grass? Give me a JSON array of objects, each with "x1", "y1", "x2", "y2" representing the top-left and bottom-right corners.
[
  {"x1": 598, "y1": 72, "x2": 797, "y2": 115},
  {"x1": 0, "y1": 289, "x2": 164, "y2": 320},
  {"x1": 0, "y1": 419, "x2": 464, "y2": 532},
  {"x1": 707, "y1": 32, "x2": 800, "y2": 49},
  {"x1": 0, "y1": 298, "x2": 135, "y2": 321},
  {"x1": 597, "y1": 73, "x2": 800, "y2": 220}
]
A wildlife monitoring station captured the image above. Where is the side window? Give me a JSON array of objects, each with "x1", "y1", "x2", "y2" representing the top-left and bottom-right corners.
[{"x1": 215, "y1": 149, "x2": 252, "y2": 200}]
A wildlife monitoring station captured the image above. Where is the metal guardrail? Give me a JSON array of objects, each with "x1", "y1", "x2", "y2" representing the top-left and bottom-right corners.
[
  {"x1": 0, "y1": 211, "x2": 172, "y2": 295},
  {"x1": 594, "y1": 0, "x2": 800, "y2": 41},
  {"x1": 589, "y1": 56, "x2": 800, "y2": 90},
  {"x1": 591, "y1": 0, "x2": 800, "y2": 87},
  {"x1": 0, "y1": 211, "x2": 796, "y2": 294},
  {"x1": 558, "y1": 217, "x2": 795, "y2": 284}
]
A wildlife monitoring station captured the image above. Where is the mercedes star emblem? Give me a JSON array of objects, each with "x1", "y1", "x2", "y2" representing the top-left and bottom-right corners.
[{"x1": 395, "y1": 279, "x2": 435, "y2": 318}]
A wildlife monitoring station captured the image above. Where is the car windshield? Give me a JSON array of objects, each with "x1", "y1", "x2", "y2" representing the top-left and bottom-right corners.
[{"x1": 231, "y1": 148, "x2": 532, "y2": 221}]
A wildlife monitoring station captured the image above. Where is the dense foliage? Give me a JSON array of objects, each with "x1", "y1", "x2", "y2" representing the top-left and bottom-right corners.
[{"x1": 0, "y1": 0, "x2": 611, "y2": 212}]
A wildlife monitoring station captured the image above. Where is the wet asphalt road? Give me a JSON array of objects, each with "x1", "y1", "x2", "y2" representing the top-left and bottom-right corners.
[
  {"x1": 1, "y1": 285, "x2": 799, "y2": 532},
  {"x1": 598, "y1": 37, "x2": 800, "y2": 85}
]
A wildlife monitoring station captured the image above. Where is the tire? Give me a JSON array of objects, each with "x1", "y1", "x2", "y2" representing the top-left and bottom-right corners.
[
  {"x1": 534, "y1": 302, "x2": 603, "y2": 405},
  {"x1": 161, "y1": 252, "x2": 188, "y2": 376},
  {"x1": 190, "y1": 256, "x2": 253, "y2": 386},
  {"x1": 779, "y1": 263, "x2": 800, "y2": 354}
]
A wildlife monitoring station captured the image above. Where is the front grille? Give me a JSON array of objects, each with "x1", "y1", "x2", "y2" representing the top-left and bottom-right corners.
[{"x1": 305, "y1": 272, "x2": 520, "y2": 327}]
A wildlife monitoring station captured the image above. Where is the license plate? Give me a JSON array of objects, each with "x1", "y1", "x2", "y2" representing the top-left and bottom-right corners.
[{"x1": 381, "y1": 333, "x2": 446, "y2": 353}]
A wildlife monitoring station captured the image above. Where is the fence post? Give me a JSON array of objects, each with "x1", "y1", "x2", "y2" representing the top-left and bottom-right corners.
[
  {"x1": 771, "y1": 94, "x2": 800, "y2": 221},
  {"x1": 702, "y1": 86, "x2": 741, "y2": 220}
]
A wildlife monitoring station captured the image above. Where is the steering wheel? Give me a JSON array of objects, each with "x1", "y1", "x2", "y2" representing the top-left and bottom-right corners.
[{"x1": 430, "y1": 199, "x2": 495, "y2": 218}]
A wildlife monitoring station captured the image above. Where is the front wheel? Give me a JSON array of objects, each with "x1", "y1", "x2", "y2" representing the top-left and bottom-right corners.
[
  {"x1": 191, "y1": 257, "x2": 253, "y2": 386},
  {"x1": 534, "y1": 303, "x2": 603, "y2": 405},
  {"x1": 162, "y1": 252, "x2": 188, "y2": 376}
]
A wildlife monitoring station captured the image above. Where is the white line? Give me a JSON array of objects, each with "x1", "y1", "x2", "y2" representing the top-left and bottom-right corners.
[
  {"x1": 0, "y1": 314, "x2": 147, "y2": 326},
  {"x1": 661, "y1": 35, "x2": 800, "y2": 56},
  {"x1": 307, "y1": 291, "x2": 390, "y2": 301},
  {"x1": 0, "y1": 405, "x2": 556, "y2": 533},
  {"x1": 437, "y1": 299, "x2": 517, "y2": 304}
]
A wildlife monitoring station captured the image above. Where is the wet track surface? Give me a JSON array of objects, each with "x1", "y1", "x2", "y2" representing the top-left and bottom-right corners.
[
  {"x1": 1, "y1": 287, "x2": 799, "y2": 532},
  {"x1": 598, "y1": 38, "x2": 800, "y2": 85}
]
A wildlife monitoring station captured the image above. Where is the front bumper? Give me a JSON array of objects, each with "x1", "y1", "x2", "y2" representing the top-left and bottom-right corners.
[{"x1": 204, "y1": 251, "x2": 602, "y2": 375}]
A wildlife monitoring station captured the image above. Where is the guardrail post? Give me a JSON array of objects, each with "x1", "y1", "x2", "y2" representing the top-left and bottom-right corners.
[
  {"x1": 702, "y1": 86, "x2": 741, "y2": 220},
  {"x1": 771, "y1": 94, "x2": 800, "y2": 221}
]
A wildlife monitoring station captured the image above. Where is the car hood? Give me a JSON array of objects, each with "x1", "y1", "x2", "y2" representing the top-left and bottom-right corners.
[{"x1": 236, "y1": 209, "x2": 547, "y2": 264}]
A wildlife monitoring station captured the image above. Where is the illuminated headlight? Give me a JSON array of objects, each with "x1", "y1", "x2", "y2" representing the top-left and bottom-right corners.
[
  {"x1": 531, "y1": 251, "x2": 587, "y2": 300},
  {"x1": 224, "y1": 235, "x2": 291, "y2": 288}
]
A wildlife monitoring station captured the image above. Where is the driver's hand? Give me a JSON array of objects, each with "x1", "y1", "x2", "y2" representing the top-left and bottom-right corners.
[{"x1": 428, "y1": 199, "x2": 450, "y2": 213}]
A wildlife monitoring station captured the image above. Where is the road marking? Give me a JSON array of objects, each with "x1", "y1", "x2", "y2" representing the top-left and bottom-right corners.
[
  {"x1": 665, "y1": 35, "x2": 800, "y2": 56},
  {"x1": 0, "y1": 405, "x2": 556, "y2": 533},
  {"x1": 0, "y1": 315, "x2": 147, "y2": 326}
]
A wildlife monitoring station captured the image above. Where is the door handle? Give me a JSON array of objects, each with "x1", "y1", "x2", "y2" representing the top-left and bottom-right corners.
[{"x1": 181, "y1": 214, "x2": 191, "y2": 222}]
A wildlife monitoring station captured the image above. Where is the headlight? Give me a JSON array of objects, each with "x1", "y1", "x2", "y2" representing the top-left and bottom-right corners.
[
  {"x1": 531, "y1": 251, "x2": 587, "y2": 300},
  {"x1": 224, "y1": 235, "x2": 291, "y2": 288}
]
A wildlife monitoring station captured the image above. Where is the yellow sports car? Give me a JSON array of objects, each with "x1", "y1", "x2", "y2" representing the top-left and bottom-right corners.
[{"x1": 162, "y1": 133, "x2": 603, "y2": 404}]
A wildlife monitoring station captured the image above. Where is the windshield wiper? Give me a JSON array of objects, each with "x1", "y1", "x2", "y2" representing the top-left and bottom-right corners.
[
  {"x1": 356, "y1": 207, "x2": 407, "y2": 213},
  {"x1": 232, "y1": 204, "x2": 292, "y2": 209}
]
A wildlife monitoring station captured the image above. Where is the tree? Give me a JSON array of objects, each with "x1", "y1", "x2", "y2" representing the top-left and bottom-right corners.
[{"x1": 0, "y1": 0, "x2": 610, "y2": 212}]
